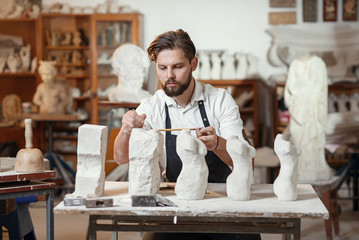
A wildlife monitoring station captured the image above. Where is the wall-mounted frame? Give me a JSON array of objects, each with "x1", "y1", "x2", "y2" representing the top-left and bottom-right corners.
[
  {"x1": 303, "y1": 0, "x2": 317, "y2": 22},
  {"x1": 343, "y1": 0, "x2": 357, "y2": 21},
  {"x1": 323, "y1": 0, "x2": 337, "y2": 21},
  {"x1": 270, "y1": 0, "x2": 296, "y2": 7}
]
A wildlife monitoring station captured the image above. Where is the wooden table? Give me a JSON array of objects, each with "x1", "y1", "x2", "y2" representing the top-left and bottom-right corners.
[
  {"x1": 54, "y1": 181, "x2": 328, "y2": 240},
  {"x1": 0, "y1": 169, "x2": 56, "y2": 240}
]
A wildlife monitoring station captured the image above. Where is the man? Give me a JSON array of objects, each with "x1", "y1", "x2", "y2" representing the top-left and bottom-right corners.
[{"x1": 114, "y1": 29, "x2": 260, "y2": 240}]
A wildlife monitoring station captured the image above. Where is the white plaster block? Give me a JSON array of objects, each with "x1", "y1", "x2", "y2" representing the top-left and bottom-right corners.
[
  {"x1": 226, "y1": 136, "x2": 255, "y2": 201},
  {"x1": 175, "y1": 129, "x2": 208, "y2": 200},
  {"x1": 128, "y1": 128, "x2": 163, "y2": 195},
  {"x1": 74, "y1": 124, "x2": 108, "y2": 198}
]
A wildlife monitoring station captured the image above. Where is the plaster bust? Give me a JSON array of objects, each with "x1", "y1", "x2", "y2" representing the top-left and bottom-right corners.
[
  {"x1": 108, "y1": 43, "x2": 152, "y2": 103},
  {"x1": 33, "y1": 61, "x2": 70, "y2": 114}
]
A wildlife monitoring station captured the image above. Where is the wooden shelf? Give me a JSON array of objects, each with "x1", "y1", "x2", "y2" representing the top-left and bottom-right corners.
[
  {"x1": 73, "y1": 96, "x2": 90, "y2": 101},
  {"x1": 0, "y1": 18, "x2": 37, "y2": 23},
  {"x1": 55, "y1": 63, "x2": 88, "y2": 67},
  {"x1": 0, "y1": 73, "x2": 36, "y2": 77},
  {"x1": 45, "y1": 46, "x2": 89, "y2": 50}
]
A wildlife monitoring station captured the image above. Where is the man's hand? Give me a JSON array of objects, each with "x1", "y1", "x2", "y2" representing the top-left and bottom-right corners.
[
  {"x1": 196, "y1": 126, "x2": 219, "y2": 151},
  {"x1": 121, "y1": 110, "x2": 146, "y2": 135}
]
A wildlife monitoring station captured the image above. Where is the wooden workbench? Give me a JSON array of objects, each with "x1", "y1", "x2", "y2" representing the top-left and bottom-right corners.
[{"x1": 54, "y1": 181, "x2": 328, "y2": 240}]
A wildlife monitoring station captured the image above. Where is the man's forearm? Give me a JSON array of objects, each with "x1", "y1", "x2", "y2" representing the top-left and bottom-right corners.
[
  {"x1": 213, "y1": 136, "x2": 233, "y2": 167},
  {"x1": 113, "y1": 129, "x2": 131, "y2": 164}
]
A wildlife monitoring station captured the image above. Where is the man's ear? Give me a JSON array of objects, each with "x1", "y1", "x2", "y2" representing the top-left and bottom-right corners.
[{"x1": 191, "y1": 57, "x2": 198, "y2": 71}]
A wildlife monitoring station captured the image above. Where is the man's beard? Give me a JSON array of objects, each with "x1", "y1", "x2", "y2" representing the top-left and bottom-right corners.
[{"x1": 162, "y1": 71, "x2": 192, "y2": 97}]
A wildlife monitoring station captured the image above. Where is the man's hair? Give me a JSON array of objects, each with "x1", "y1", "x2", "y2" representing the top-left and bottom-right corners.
[{"x1": 147, "y1": 29, "x2": 196, "y2": 63}]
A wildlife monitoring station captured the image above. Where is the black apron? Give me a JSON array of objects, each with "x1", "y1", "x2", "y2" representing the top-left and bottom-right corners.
[{"x1": 165, "y1": 100, "x2": 232, "y2": 183}]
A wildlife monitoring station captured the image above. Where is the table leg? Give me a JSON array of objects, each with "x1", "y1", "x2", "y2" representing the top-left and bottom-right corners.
[
  {"x1": 88, "y1": 215, "x2": 97, "y2": 240},
  {"x1": 322, "y1": 190, "x2": 333, "y2": 240},
  {"x1": 353, "y1": 155, "x2": 358, "y2": 211},
  {"x1": 0, "y1": 202, "x2": 2, "y2": 240},
  {"x1": 46, "y1": 190, "x2": 54, "y2": 240}
]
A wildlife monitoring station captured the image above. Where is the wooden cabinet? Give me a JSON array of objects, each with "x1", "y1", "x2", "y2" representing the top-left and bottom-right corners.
[
  {"x1": 89, "y1": 13, "x2": 143, "y2": 124},
  {"x1": 0, "y1": 18, "x2": 39, "y2": 103},
  {"x1": 38, "y1": 14, "x2": 91, "y2": 114},
  {"x1": 199, "y1": 79, "x2": 259, "y2": 147}
]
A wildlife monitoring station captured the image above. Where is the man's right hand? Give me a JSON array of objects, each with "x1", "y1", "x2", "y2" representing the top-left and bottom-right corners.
[{"x1": 120, "y1": 110, "x2": 146, "y2": 135}]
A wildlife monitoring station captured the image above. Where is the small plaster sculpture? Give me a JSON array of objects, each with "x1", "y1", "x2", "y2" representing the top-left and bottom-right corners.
[
  {"x1": 19, "y1": 44, "x2": 31, "y2": 72},
  {"x1": 226, "y1": 136, "x2": 255, "y2": 201},
  {"x1": 108, "y1": 44, "x2": 152, "y2": 103},
  {"x1": 0, "y1": 55, "x2": 6, "y2": 73},
  {"x1": 6, "y1": 53, "x2": 18, "y2": 73},
  {"x1": 273, "y1": 134, "x2": 298, "y2": 201},
  {"x1": 175, "y1": 129, "x2": 208, "y2": 200},
  {"x1": 235, "y1": 52, "x2": 248, "y2": 79},
  {"x1": 246, "y1": 54, "x2": 259, "y2": 78},
  {"x1": 198, "y1": 51, "x2": 211, "y2": 80},
  {"x1": 128, "y1": 128, "x2": 163, "y2": 195},
  {"x1": 284, "y1": 55, "x2": 332, "y2": 181},
  {"x1": 74, "y1": 124, "x2": 108, "y2": 198},
  {"x1": 222, "y1": 52, "x2": 236, "y2": 79},
  {"x1": 33, "y1": 61, "x2": 70, "y2": 114},
  {"x1": 210, "y1": 52, "x2": 222, "y2": 80}
]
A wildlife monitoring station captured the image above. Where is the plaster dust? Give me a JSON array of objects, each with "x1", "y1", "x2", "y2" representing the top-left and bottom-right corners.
[
  {"x1": 74, "y1": 124, "x2": 108, "y2": 198},
  {"x1": 128, "y1": 128, "x2": 163, "y2": 195}
]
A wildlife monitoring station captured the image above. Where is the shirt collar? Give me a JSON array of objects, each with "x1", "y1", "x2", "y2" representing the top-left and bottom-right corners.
[{"x1": 163, "y1": 79, "x2": 205, "y2": 107}]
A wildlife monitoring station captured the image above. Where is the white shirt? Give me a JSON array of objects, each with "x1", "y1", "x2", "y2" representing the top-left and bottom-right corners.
[{"x1": 136, "y1": 79, "x2": 244, "y2": 169}]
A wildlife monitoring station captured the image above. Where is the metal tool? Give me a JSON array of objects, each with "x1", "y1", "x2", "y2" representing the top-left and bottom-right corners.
[
  {"x1": 64, "y1": 197, "x2": 85, "y2": 206},
  {"x1": 86, "y1": 198, "x2": 113, "y2": 208},
  {"x1": 131, "y1": 194, "x2": 176, "y2": 207},
  {"x1": 156, "y1": 128, "x2": 196, "y2": 132}
]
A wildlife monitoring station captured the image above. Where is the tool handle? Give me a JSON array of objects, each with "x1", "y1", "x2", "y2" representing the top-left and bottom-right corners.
[
  {"x1": 24, "y1": 118, "x2": 33, "y2": 149},
  {"x1": 156, "y1": 128, "x2": 196, "y2": 132}
]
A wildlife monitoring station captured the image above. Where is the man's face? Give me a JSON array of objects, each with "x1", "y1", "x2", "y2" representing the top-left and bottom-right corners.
[{"x1": 156, "y1": 48, "x2": 197, "y2": 97}]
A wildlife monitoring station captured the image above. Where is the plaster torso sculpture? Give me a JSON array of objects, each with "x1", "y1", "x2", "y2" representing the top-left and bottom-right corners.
[
  {"x1": 0, "y1": 55, "x2": 6, "y2": 73},
  {"x1": 284, "y1": 55, "x2": 332, "y2": 181},
  {"x1": 210, "y1": 52, "x2": 222, "y2": 80},
  {"x1": 108, "y1": 44, "x2": 152, "y2": 103},
  {"x1": 198, "y1": 51, "x2": 211, "y2": 80},
  {"x1": 128, "y1": 128, "x2": 163, "y2": 195},
  {"x1": 226, "y1": 136, "x2": 255, "y2": 201},
  {"x1": 6, "y1": 53, "x2": 18, "y2": 73},
  {"x1": 33, "y1": 61, "x2": 70, "y2": 114},
  {"x1": 350, "y1": 93, "x2": 359, "y2": 112},
  {"x1": 246, "y1": 53, "x2": 259, "y2": 78},
  {"x1": 175, "y1": 129, "x2": 208, "y2": 200},
  {"x1": 273, "y1": 134, "x2": 298, "y2": 201},
  {"x1": 235, "y1": 52, "x2": 248, "y2": 79},
  {"x1": 221, "y1": 52, "x2": 236, "y2": 79},
  {"x1": 75, "y1": 124, "x2": 108, "y2": 197},
  {"x1": 338, "y1": 94, "x2": 350, "y2": 112},
  {"x1": 328, "y1": 93, "x2": 338, "y2": 113}
]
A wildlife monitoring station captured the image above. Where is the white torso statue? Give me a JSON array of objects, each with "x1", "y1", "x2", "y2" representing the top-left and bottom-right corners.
[
  {"x1": 221, "y1": 52, "x2": 236, "y2": 79},
  {"x1": 210, "y1": 52, "x2": 222, "y2": 80},
  {"x1": 273, "y1": 134, "x2": 298, "y2": 201},
  {"x1": 198, "y1": 51, "x2": 211, "y2": 80},
  {"x1": 175, "y1": 129, "x2": 208, "y2": 200},
  {"x1": 33, "y1": 61, "x2": 70, "y2": 114},
  {"x1": 128, "y1": 128, "x2": 163, "y2": 195},
  {"x1": 235, "y1": 52, "x2": 248, "y2": 79},
  {"x1": 284, "y1": 55, "x2": 332, "y2": 181},
  {"x1": 108, "y1": 44, "x2": 152, "y2": 103},
  {"x1": 226, "y1": 136, "x2": 255, "y2": 201}
]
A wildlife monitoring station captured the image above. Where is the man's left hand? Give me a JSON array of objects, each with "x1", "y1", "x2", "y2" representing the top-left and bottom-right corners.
[{"x1": 196, "y1": 126, "x2": 219, "y2": 151}]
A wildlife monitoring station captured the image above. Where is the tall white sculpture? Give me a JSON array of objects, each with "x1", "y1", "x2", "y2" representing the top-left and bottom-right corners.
[
  {"x1": 175, "y1": 129, "x2": 208, "y2": 200},
  {"x1": 273, "y1": 134, "x2": 298, "y2": 201},
  {"x1": 284, "y1": 55, "x2": 332, "y2": 181},
  {"x1": 108, "y1": 44, "x2": 152, "y2": 103},
  {"x1": 128, "y1": 128, "x2": 163, "y2": 195},
  {"x1": 75, "y1": 124, "x2": 108, "y2": 197},
  {"x1": 226, "y1": 136, "x2": 255, "y2": 201},
  {"x1": 246, "y1": 53, "x2": 259, "y2": 78}
]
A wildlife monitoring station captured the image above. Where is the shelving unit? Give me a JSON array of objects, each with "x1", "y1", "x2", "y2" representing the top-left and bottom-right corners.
[
  {"x1": 89, "y1": 13, "x2": 143, "y2": 124},
  {"x1": 199, "y1": 79, "x2": 259, "y2": 147}
]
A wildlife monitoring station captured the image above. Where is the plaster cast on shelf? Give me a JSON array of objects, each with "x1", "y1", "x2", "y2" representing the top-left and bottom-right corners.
[
  {"x1": 235, "y1": 52, "x2": 248, "y2": 79},
  {"x1": 108, "y1": 44, "x2": 152, "y2": 103},
  {"x1": 33, "y1": 61, "x2": 70, "y2": 114},
  {"x1": 210, "y1": 52, "x2": 222, "y2": 80},
  {"x1": 222, "y1": 52, "x2": 236, "y2": 79},
  {"x1": 175, "y1": 129, "x2": 208, "y2": 200},
  {"x1": 350, "y1": 93, "x2": 359, "y2": 112},
  {"x1": 284, "y1": 55, "x2": 332, "y2": 182},
  {"x1": 226, "y1": 135, "x2": 255, "y2": 201},
  {"x1": 19, "y1": 44, "x2": 30, "y2": 72},
  {"x1": 6, "y1": 53, "x2": 18, "y2": 73},
  {"x1": 198, "y1": 51, "x2": 211, "y2": 80},
  {"x1": 128, "y1": 128, "x2": 163, "y2": 195},
  {"x1": 338, "y1": 94, "x2": 350, "y2": 112},
  {"x1": 328, "y1": 93, "x2": 338, "y2": 113},
  {"x1": 74, "y1": 124, "x2": 108, "y2": 198},
  {"x1": 0, "y1": 55, "x2": 6, "y2": 73},
  {"x1": 273, "y1": 134, "x2": 298, "y2": 201},
  {"x1": 246, "y1": 54, "x2": 259, "y2": 78}
]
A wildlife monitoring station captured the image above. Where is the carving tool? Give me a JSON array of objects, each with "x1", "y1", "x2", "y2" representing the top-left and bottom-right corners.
[
  {"x1": 156, "y1": 128, "x2": 196, "y2": 132},
  {"x1": 131, "y1": 194, "x2": 176, "y2": 207}
]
